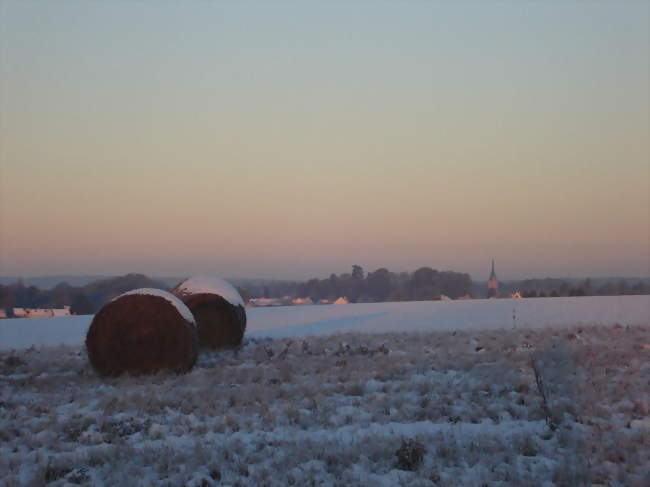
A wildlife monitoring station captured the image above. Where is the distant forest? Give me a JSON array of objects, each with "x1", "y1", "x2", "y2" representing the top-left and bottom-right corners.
[
  {"x1": 0, "y1": 269, "x2": 648, "y2": 316},
  {"x1": 294, "y1": 266, "x2": 472, "y2": 303},
  {"x1": 494, "y1": 277, "x2": 649, "y2": 298}
]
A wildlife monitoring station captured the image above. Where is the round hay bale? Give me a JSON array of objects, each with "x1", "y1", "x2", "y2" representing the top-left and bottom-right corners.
[
  {"x1": 171, "y1": 276, "x2": 247, "y2": 349},
  {"x1": 86, "y1": 289, "x2": 198, "y2": 376}
]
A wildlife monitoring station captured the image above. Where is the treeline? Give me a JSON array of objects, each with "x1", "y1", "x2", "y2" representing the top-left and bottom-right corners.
[
  {"x1": 499, "y1": 277, "x2": 649, "y2": 298},
  {"x1": 2, "y1": 271, "x2": 647, "y2": 314},
  {"x1": 0, "y1": 274, "x2": 170, "y2": 315},
  {"x1": 295, "y1": 265, "x2": 473, "y2": 303}
]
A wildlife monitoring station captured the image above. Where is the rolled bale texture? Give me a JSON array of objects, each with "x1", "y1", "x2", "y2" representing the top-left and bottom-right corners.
[
  {"x1": 171, "y1": 276, "x2": 247, "y2": 349},
  {"x1": 86, "y1": 288, "x2": 198, "y2": 376}
]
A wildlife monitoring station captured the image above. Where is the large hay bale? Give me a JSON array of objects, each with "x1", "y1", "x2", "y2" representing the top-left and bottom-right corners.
[
  {"x1": 171, "y1": 276, "x2": 247, "y2": 349},
  {"x1": 86, "y1": 289, "x2": 198, "y2": 376}
]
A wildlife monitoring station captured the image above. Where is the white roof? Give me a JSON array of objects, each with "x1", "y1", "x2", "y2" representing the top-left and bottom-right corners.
[
  {"x1": 117, "y1": 288, "x2": 195, "y2": 324},
  {"x1": 173, "y1": 276, "x2": 244, "y2": 307}
]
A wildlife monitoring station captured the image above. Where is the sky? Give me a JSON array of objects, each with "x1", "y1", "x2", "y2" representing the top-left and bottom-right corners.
[{"x1": 1, "y1": 1, "x2": 648, "y2": 281}]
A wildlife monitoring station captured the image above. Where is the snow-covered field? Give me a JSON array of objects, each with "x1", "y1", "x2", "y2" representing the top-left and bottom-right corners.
[
  {"x1": 1, "y1": 295, "x2": 648, "y2": 350},
  {"x1": 1, "y1": 296, "x2": 649, "y2": 486}
]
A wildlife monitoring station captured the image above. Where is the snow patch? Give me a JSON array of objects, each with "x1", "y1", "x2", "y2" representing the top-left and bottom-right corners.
[
  {"x1": 174, "y1": 276, "x2": 244, "y2": 307},
  {"x1": 117, "y1": 288, "x2": 195, "y2": 325}
]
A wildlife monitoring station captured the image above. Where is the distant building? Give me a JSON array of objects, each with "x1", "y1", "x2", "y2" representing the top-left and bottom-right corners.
[
  {"x1": 12, "y1": 306, "x2": 71, "y2": 318},
  {"x1": 0, "y1": 309, "x2": 7, "y2": 319},
  {"x1": 291, "y1": 297, "x2": 313, "y2": 305},
  {"x1": 51, "y1": 306, "x2": 72, "y2": 317},
  {"x1": 333, "y1": 297, "x2": 349, "y2": 304},
  {"x1": 13, "y1": 308, "x2": 26, "y2": 318},
  {"x1": 487, "y1": 259, "x2": 499, "y2": 298},
  {"x1": 247, "y1": 298, "x2": 284, "y2": 307}
]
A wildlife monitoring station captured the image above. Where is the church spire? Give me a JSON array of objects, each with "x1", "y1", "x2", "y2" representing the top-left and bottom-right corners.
[
  {"x1": 489, "y1": 259, "x2": 497, "y2": 281},
  {"x1": 487, "y1": 259, "x2": 499, "y2": 297}
]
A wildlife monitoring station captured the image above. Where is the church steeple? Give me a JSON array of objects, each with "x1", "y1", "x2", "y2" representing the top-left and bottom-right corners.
[
  {"x1": 489, "y1": 259, "x2": 497, "y2": 281},
  {"x1": 487, "y1": 259, "x2": 499, "y2": 297}
]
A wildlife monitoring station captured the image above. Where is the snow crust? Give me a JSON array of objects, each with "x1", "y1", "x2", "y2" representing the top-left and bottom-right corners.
[
  {"x1": 174, "y1": 276, "x2": 244, "y2": 307},
  {"x1": 117, "y1": 288, "x2": 196, "y2": 325}
]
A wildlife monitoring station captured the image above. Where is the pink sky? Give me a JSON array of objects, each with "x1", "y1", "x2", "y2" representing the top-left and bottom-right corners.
[{"x1": 1, "y1": 2, "x2": 648, "y2": 280}]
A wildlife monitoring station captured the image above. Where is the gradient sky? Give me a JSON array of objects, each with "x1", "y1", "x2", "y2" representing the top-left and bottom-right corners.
[{"x1": 1, "y1": 1, "x2": 648, "y2": 281}]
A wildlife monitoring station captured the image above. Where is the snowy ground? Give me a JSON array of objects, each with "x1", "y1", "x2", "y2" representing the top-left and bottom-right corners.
[
  {"x1": 0, "y1": 297, "x2": 648, "y2": 486},
  {"x1": 1, "y1": 295, "x2": 648, "y2": 350},
  {"x1": 1, "y1": 323, "x2": 649, "y2": 486}
]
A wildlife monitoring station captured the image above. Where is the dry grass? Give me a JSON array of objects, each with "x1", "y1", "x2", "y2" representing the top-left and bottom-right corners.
[{"x1": 1, "y1": 324, "x2": 649, "y2": 486}]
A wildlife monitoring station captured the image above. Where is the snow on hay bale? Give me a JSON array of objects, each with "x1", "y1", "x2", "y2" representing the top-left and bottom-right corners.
[
  {"x1": 85, "y1": 289, "x2": 198, "y2": 376},
  {"x1": 171, "y1": 276, "x2": 247, "y2": 349}
]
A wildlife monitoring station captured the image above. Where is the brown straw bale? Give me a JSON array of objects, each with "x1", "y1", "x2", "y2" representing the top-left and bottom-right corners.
[
  {"x1": 171, "y1": 279, "x2": 247, "y2": 349},
  {"x1": 86, "y1": 292, "x2": 198, "y2": 376}
]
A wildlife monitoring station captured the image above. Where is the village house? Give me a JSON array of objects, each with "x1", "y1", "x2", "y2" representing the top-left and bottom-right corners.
[
  {"x1": 12, "y1": 306, "x2": 71, "y2": 318},
  {"x1": 247, "y1": 297, "x2": 284, "y2": 307}
]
